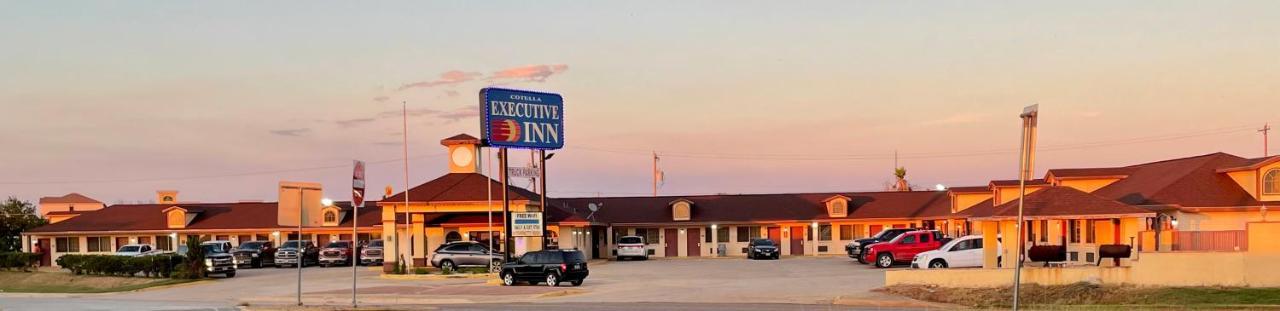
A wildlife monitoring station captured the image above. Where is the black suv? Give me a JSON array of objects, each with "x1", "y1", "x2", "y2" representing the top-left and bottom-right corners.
[
  {"x1": 847, "y1": 228, "x2": 916, "y2": 263},
  {"x1": 499, "y1": 250, "x2": 588, "y2": 287},
  {"x1": 233, "y1": 241, "x2": 275, "y2": 268}
]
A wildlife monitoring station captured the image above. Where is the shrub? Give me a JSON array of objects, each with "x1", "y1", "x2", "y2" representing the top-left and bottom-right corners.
[
  {"x1": 54, "y1": 254, "x2": 184, "y2": 277},
  {"x1": 413, "y1": 267, "x2": 430, "y2": 275},
  {"x1": 0, "y1": 252, "x2": 39, "y2": 271}
]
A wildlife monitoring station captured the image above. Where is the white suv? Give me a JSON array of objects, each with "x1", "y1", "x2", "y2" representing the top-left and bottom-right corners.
[
  {"x1": 911, "y1": 235, "x2": 983, "y2": 269},
  {"x1": 616, "y1": 236, "x2": 649, "y2": 260}
]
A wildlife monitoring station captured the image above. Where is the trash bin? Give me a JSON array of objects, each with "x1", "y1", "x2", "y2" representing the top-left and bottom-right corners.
[{"x1": 717, "y1": 244, "x2": 727, "y2": 257}]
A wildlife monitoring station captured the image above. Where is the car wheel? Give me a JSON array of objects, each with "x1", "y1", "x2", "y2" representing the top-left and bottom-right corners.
[
  {"x1": 773, "y1": 254, "x2": 780, "y2": 260},
  {"x1": 545, "y1": 273, "x2": 560, "y2": 287},
  {"x1": 571, "y1": 279, "x2": 583, "y2": 286},
  {"x1": 856, "y1": 254, "x2": 867, "y2": 264},
  {"x1": 876, "y1": 253, "x2": 894, "y2": 268},
  {"x1": 501, "y1": 272, "x2": 516, "y2": 286},
  {"x1": 489, "y1": 260, "x2": 501, "y2": 273},
  {"x1": 929, "y1": 259, "x2": 948, "y2": 269},
  {"x1": 225, "y1": 271, "x2": 236, "y2": 278},
  {"x1": 441, "y1": 260, "x2": 455, "y2": 272}
]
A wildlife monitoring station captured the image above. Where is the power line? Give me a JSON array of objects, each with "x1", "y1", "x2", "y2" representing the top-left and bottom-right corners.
[
  {"x1": 568, "y1": 124, "x2": 1261, "y2": 161},
  {"x1": 0, "y1": 152, "x2": 445, "y2": 185}
]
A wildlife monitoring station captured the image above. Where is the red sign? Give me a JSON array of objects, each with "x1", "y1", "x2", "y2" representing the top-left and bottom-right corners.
[{"x1": 352, "y1": 160, "x2": 366, "y2": 206}]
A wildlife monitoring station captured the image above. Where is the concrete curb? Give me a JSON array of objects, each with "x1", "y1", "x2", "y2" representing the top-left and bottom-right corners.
[
  {"x1": 831, "y1": 295, "x2": 954, "y2": 309},
  {"x1": 379, "y1": 273, "x2": 495, "y2": 280}
]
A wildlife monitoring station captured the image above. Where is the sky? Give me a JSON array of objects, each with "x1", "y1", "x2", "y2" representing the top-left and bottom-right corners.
[{"x1": 2, "y1": 1, "x2": 1279, "y2": 205}]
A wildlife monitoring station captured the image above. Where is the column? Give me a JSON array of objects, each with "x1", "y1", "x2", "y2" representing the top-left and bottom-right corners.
[
  {"x1": 981, "y1": 221, "x2": 1000, "y2": 268},
  {"x1": 411, "y1": 214, "x2": 426, "y2": 267}
]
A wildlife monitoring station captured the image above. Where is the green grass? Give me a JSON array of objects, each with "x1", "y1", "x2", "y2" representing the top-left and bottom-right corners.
[
  {"x1": 0, "y1": 271, "x2": 195, "y2": 293},
  {"x1": 882, "y1": 283, "x2": 1280, "y2": 308}
]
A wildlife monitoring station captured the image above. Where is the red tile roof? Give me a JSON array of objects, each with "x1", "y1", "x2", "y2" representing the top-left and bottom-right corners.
[
  {"x1": 1215, "y1": 155, "x2": 1280, "y2": 173},
  {"x1": 27, "y1": 201, "x2": 383, "y2": 233},
  {"x1": 971, "y1": 186, "x2": 1154, "y2": 219},
  {"x1": 947, "y1": 186, "x2": 991, "y2": 193},
  {"x1": 1090, "y1": 153, "x2": 1262, "y2": 207},
  {"x1": 440, "y1": 133, "x2": 480, "y2": 146},
  {"x1": 38, "y1": 193, "x2": 101, "y2": 204},
  {"x1": 382, "y1": 173, "x2": 540, "y2": 203}
]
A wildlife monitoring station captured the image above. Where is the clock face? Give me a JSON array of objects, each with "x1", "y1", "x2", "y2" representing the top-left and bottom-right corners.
[{"x1": 451, "y1": 146, "x2": 474, "y2": 167}]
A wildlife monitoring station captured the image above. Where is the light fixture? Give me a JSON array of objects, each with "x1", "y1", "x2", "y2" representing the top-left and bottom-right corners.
[
  {"x1": 711, "y1": 224, "x2": 717, "y2": 229},
  {"x1": 1170, "y1": 217, "x2": 1179, "y2": 228},
  {"x1": 811, "y1": 222, "x2": 818, "y2": 228},
  {"x1": 272, "y1": 231, "x2": 280, "y2": 236},
  {"x1": 321, "y1": 198, "x2": 334, "y2": 207}
]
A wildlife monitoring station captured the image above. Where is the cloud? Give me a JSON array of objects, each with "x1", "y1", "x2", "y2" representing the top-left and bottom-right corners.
[
  {"x1": 443, "y1": 90, "x2": 460, "y2": 97},
  {"x1": 269, "y1": 128, "x2": 311, "y2": 136},
  {"x1": 920, "y1": 113, "x2": 989, "y2": 126},
  {"x1": 396, "y1": 70, "x2": 482, "y2": 91},
  {"x1": 372, "y1": 95, "x2": 390, "y2": 103},
  {"x1": 437, "y1": 106, "x2": 479, "y2": 123},
  {"x1": 334, "y1": 117, "x2": 377, "y2": 127},
  {"x1": 488, "y1": 64, "x2": 569, "y2": 82}
]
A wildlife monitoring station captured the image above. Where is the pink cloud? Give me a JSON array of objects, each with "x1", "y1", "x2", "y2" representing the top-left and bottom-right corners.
[
  {"x1": 488, "y1": 64, "x2": 569, "y2": 82},
  {"x1": 372, "y1": 95, "x2": 390, "y2": 103},
  {"x1": 437, "y1": 106, "x2": 479, "y2": 123},
  {"x1": 396, "y1": 70, "x2": 482, "y2": 91}
]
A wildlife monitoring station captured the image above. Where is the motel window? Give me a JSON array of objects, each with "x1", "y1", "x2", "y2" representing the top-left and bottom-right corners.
[
  {"x1": 445, "y1": 231, "x2": 462, "y2": 243},
  {"x1": 838, "y1": 225, "x2": 853, "y2": 240},
  {"x1": 818, "y1": 225, "x2": 833, "y2": 241},
  {"x1": 736, "y1": 226, "x2": 760, "y2": 242},
  {"x1": 852, "y1": 224, "x2": 867, "y2": 239},
  {"x1": 1265, "y1": 169, "x2": 1280, "y2": 194},
  {"x1": 634, "y1": 228, "x2": 659, "y2": 244},
  {"x1": 323, "y1": 211, "x2": 337, "y2": 223},
  {"x1": 1086, "y1": 220, "x2": 1097, "y2": 244},
  {"x1": 1025, "y1": 220, "x2": 1035, "y2": 242},
  {"x1": 705, "y1": 226, "x2": 729, "y2": 243},
  {"x1": 155, "y1": 235, "x2": 173, "y2": 251},
  {"x1": 1069, "y1": 220, "x2": 1082, "y2": 243},
  {"x1": 86, "y1": 236, "x2": 110, "y2": 252},
  {"x1": 56, "y1": 237, "x2": 79, "y2": 253}
]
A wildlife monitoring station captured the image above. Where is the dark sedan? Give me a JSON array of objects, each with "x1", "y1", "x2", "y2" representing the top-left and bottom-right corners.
[{"x1": 746, "y1": 239, "x2": 780, "y2": 260}]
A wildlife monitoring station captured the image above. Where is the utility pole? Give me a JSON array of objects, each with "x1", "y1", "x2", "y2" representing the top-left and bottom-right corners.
[
  {"x1": 1262, "y1": 124, "x2": 1271, "y2": 157},
  {"x1": 652, "y1": 152, "x2": 658, "y2": 197}
]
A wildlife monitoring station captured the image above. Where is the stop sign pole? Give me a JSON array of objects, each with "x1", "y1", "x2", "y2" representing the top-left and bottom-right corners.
[{"x1": 351, "y1": 160, "x2": 366, "y2": 308}]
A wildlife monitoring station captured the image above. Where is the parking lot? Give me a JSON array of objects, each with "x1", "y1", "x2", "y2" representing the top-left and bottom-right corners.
[{"x1": 0, "y1": 256, "x2": 908, "y2": 310}]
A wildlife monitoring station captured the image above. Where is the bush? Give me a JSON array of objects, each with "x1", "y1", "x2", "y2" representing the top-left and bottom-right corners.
[
  {"x1": 413, "y1": 267, "x2": 431, "y2": 275},
  {"x1": 0, "y1": 252, "x2": 39, "y2": 271},
  {"x1": 54, "y1": 254, "x2": 184, "y2": 277}
]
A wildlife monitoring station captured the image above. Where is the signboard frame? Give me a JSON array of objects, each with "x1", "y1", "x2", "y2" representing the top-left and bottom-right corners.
[
  {"x1": 510, "y1": 212, "x2": 544, "y2": 237},
  {"x1": 479, "y1": 87, "x2": 565, "y2": 150}
]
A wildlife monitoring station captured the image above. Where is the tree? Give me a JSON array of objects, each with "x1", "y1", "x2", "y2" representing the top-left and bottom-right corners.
[
  {"x1": 893, "y1": 167, "x2": 912, "y2": 192},
  {"x1": 0, "y1": 197, "x2": 46, "y2": 252}
]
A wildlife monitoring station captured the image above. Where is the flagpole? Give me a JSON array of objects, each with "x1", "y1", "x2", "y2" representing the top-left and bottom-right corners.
[{"x1": 402, "y1": 101, "x2": 412, "y2": 268}]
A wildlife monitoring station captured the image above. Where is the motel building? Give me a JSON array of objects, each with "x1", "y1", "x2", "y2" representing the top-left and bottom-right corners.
[{"x1": 20, "y1": 134, "x2": 1280, "y2": 285}]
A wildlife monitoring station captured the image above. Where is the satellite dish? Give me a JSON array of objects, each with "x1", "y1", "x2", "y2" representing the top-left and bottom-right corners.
[{"x1": 588, "y1": 203, "x2": 600, "y2": 212}]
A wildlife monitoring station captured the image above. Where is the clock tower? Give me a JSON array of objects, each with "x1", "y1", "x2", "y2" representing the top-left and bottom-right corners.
[{"x1": 441, "y1": 134, "x2": 481, "y2": 174}]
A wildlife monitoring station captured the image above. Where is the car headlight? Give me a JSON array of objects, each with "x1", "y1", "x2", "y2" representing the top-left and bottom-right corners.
[{"x1": 251, "y1": 253, "x2": 259, "y2": 258}]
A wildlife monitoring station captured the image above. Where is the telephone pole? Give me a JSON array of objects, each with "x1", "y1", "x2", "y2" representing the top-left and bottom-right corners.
[
  {"x1": 652, "y1": 152, "x2": 658, "y2": 197},
  {"x1": 1262, "y1": 124, "x2": 1271, "y2": 157}
]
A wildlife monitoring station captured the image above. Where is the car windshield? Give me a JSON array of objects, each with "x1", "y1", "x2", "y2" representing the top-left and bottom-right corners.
[
  {"x1": 367, "y1": 240, "x2": 382, "y2": 247},
  {"x1": 326, "y1": 241, "x2": 350, "y2": 248},
  {"x1": 562, "y1": 251, "x2": 586, "y2": 263},
  {"x1": 940, "y1": 238, "x2": 964, "y2": 250},
  {"x1": 752, "y1": 239, "x2": 775, "y2": 246},
  {"x1": 237, "y1": 242, "x2": 263, "y2": 250},
  {"x1": 119, "y1": 246, "x2": 140, "y2": 252},
  {"x1": 280, "y1": 241, "x2": 302, "y2": 249},
  {"x1": 202, "y1": 244, "x2": 226, "y2": 254},
  {"x1": 619, "y1": 237, "x2": 643, "y2": 244}
]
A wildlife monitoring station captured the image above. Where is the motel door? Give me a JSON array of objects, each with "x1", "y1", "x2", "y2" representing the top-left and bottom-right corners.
[
  {"x1": 317, "y1": 234, "x2": 331, "y2": 247},
  {"x1": 37, "y1": 238, "x2": 51, "y2": 266},
  {"x1": 869, "y1": 225, "x2": 884, "y2": 237},
  {"x1": 767, "y1": 227, "x2": 782, "y2": 246},
  {"x1": 664, "y1": 228, "x2": 679, "y2": 256},
  {"x1": 790, "y1": 226, "x2": 805, "y2": 255},
  {"x1": 686, "y1": 228, "x2": 701, "y2": 257}
]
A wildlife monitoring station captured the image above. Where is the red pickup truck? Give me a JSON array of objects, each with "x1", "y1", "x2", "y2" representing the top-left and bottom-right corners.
[{"x1": 862, "y1": 230, "x2": 948, "y2": 268}]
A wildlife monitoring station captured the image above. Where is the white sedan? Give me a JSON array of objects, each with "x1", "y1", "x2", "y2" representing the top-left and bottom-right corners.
[{"x1": 911, "y1": 235, "x2": 983, "y2": 269}]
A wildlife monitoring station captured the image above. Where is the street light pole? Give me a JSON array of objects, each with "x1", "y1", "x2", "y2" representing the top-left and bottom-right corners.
[{"x1": 1012, "y1": 104, "x2": 1038, "y2": 311}]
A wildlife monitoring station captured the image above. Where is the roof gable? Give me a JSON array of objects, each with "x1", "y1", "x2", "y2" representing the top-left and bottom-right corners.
[{"x1": 383, "y1": 173, "x2": 540, "y2": 204}]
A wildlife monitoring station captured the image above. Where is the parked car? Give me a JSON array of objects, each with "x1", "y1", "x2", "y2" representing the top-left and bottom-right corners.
[
  {"x1": 431, "y1": 241, "x2": 501, "y2": 272},
  {"x1": 274, "y1": 240, "x2": 320, "y2": 267},
  {"x1": 360, "y1": 240, "x2": 384, "y2": 266},
  {"x1": 912, "y1": 235, "x2": 983, "y2": 269},
  {"x1": 746, "y1": 239, "x2": 780, "y2": 260},
  {"x1": 499, "y1": 249, "x2": 589, "y2": 287},
  {"x1": 114, "y1": 244, "x2": 153, "y2": 256},
  {"x1": 200, "y1": 241, "x2": 237, "y2": 277},
  {"x1": 847, "y1": 228, "x2": 916, "y2": 263},
  {"x1": 615, "y1": 236, "x2": 649, "y2": 260},
  {"x1": 863, "y1": 230, "x2": 948, "y2": 268},
  {"x1": 232, "y1": 241, "x2": 275, "y2": 268},
  {"x1": 319, "y1": 240, "x2": 355, "y2": 267}
]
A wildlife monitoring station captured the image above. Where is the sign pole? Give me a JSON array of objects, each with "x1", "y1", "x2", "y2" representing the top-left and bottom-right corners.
[
  {"x1": 296, "y1": 188, "x2": 303, "y2": 307},
  {"x1": 501, "y1": 148, "x2": 512, "y2": 263},
  {"x1": 351, "y1": 160, "x2": 365, "y2": 308},
  {"x1": 539, "y1": 150, "x2": 549, "y2": 249}
]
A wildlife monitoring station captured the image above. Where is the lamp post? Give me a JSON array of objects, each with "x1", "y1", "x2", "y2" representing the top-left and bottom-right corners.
[{"x1": 1012, "y1": 104, "x2": 1039, "y2": 311}]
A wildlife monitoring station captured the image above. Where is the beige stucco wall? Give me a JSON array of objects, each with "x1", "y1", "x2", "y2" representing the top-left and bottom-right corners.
[{"x1": 1058, "y1": 178, "x2": 1120, "y2": 193}]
